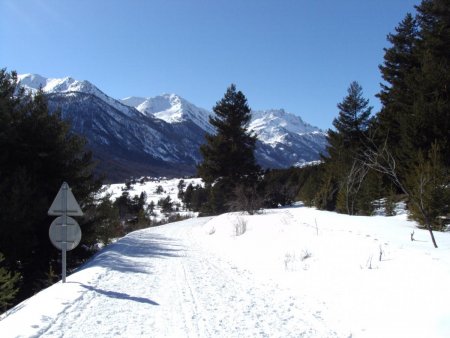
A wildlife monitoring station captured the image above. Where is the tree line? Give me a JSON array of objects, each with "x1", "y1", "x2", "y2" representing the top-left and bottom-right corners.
[
  {"x1": 184, "y1": 0, "x2": 450, "y2": 243},
  {"x1": 313, "y1": 0, "x2": 449, "y2": 246}
]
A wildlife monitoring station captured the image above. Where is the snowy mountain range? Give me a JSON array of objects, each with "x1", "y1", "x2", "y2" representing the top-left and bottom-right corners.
[{"x1": 18, "y1": 74, "x2": 327, "y2": 181}]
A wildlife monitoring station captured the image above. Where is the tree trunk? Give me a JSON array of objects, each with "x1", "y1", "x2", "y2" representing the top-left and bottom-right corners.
[
  {"x1": 424, "y1": 214, "x2": 438, "y2": 248},
  {"x1": 427, "y1": 224, "x2": 438, "y2": 248}
]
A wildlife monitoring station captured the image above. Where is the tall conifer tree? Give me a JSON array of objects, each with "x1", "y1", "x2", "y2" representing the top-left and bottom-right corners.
[
  {"x1": 375, "y1": 0, "x2": 450, "y2": 167},
  {"x1": 317, "y1": 82, "x2": 373, "y2": 214},
  {"x1": 413, "y1": 0, "x2": 450, "y2": 165},
  {"x1": 376, "y1": 13, "x2": 419, "y2": 174},
  {"x1": 366, "y1": 0, "x2": 449, "y2": 245},
  {"x1": 198, "y1": 84, "x2": 260, "y2": 214}
]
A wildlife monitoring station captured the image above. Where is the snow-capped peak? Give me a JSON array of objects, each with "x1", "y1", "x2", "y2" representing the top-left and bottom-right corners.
[
  {"x1": 16, "y1": 73, "x2": 47, "y2": 90},
  {"x1": 18, "y1": 74, "x2": 98, "y2": 96},
  {"x1": 121, "y1": 94, "x2": 213, "y2": 133},
  {"x1": 18, "y1": 74, "x2": 136, "y2": 117},
  {"x1": 249, "y1": 109, "x2": 323, "y2": 146}
]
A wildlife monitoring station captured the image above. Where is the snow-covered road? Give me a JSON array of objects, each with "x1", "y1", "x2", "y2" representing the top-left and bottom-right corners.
[
  {"x1": 2, "y1": 217, "x2": 339, "y2": 337},
  {"x1": 3, "y1": 206, "x2": 450, "y2": 337}
]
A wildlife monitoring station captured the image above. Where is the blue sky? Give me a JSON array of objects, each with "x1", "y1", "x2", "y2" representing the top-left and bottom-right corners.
[{"x1": 1, "y1": 0, "x2": 419, "y2": 129}]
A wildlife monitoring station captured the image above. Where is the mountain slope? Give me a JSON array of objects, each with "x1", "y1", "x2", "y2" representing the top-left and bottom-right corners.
[{"x1": 48, "y1": 92, "x2": 206, "y2": 181}]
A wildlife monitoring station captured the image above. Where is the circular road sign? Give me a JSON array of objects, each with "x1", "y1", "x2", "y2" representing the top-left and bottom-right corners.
[{"x1": 49, "y1": 216, "x2": 82, "y2": 251}]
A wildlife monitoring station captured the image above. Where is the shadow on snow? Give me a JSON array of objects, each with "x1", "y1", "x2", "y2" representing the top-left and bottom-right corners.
[
  {"x1": 82, "y1": 231, "x2": 184, "y2": 274},
  {"x1": 69, "y1": 282, "x2": 159, "y2": 306}
]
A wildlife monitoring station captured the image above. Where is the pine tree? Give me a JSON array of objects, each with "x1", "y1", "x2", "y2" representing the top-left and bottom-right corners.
[
  {"x1": 378, "y1": 13, "x2": 419, "y2": 105},
  {"x1": 413, "y1": 0, "x2": 450, "y2": 165},
  {"x1": 406, "y1": 143, "x2": 449, "y2": 231},
  {"x1": 197, "y1": 84, "x2": 261, "y2": 214},
  {"x1": 148, "y1": 200, "x2": 156, "y2": 216},
  {"x1": 317, "y1": 82, "x2": 373, "y2": 214},
  {"x1": 182, "y1": 184, "x2": 208, "y2": 212},
  {"x1": 333, "y1": 81, "x2": 372, "y2": 147},
  {"x1": 158, "y1": 196, "x2": 173, "y2": 214},
  {"x1": 375, "y1": 0, "x2": 450, "y2": 168},
  {"x1": 177, "y1": 179, "x2": 186, "y2": 200},
  {"x1": 376, "y1": 13, "x2": 419, "y2": 174},
  {"x1": 384, "y1": 188, "x2": 397, "y2": 216},
  {"x1": 82, "y1": 195, "x2": 123, "y2": 246},
  {"x1": 296, "y1": 164, "x2": 324, "y2": 207},
  {"x1": 366, "y1": 0, "x2": 450, "y2": 244},
  {"x1": 0, "y1": 252, "x2": 20, "y2": 312}
]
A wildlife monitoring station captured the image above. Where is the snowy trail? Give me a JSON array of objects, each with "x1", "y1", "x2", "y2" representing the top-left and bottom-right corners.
[
  {"x1": 22, "y1": 217, "x2": 339, "y2": 338},
  {"x1": 3, "y1": 206, "x2": 450, "y2": 337}
]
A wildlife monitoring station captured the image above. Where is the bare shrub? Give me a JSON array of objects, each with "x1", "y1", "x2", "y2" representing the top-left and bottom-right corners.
[
  {"x1": 301, "y1": 249, "x2": 312, "y2": 261},
  {"x1": 234, "y1": 216, "x2": 247, "y2": 236},
  {"x1": 228, "y1": 184, "x2": 263, "y2": 215},
  {"x1": 284, "y1": 250, "x2": 312, "y2": 271}
]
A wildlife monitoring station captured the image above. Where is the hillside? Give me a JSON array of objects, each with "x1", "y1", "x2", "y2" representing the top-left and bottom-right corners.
[{"x1": 1, "y1": 200, "x2": 449, "y2": 337}]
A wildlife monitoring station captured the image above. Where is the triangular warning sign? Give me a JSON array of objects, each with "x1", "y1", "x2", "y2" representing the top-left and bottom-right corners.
[{"x1": 48, "y1": 182, "x2": 83, "y2": 216}]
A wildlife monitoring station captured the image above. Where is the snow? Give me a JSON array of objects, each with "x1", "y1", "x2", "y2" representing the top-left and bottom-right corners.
[
  {"x1": 1, "y1": 190, "x2": 450, "y2": 337},
  {"x1": 197, "y1": 207, "x2": 450, "y2": 337},
  {"x1": 17, "y1": 74, "x2": 138, "y2": 118},
  {"x1": 120, "y1": 94, "x2": 214, "y2": 133},
  {"x1": 120, "y1": 96, "x2": 147, "y2": 108},
  {"x1": 249, "y1": 109, "x2": 324, "y2": 146},
  {"x1": 104, "y1": 177, "x2": 202, "y2": 221},
  {"x1": 120, "y1": 96, "x2": 326, "y2": 149},
  {"x1": 19, "y1": 74, "x2": 97, "y2": 96}
]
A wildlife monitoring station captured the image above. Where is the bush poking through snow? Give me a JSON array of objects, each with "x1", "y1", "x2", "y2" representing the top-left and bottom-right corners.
[
  {"x1": 362, "y1": 255, "x2": 377, "y2": 270},
  {"x1": 234, "y1": 216, "x2": 247, "y2": 236},
  {"x1": 284, "y1": 252, "x2": 294, "y2": 271},
  {"x1": 284, "y1": 250, "x2": 312, "y2": 271},
  {"x1": 228, "y1": 184, "x2": 263, "y2": 215},
  {"x1": 384, "y1": 191, "x2": 397, "y2": 216},
  {"x1": 301, "y1": 249, "x2": 312, "y2": 261}
]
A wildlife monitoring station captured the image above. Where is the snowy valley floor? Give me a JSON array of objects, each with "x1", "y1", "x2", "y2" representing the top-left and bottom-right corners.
[{"x1": 1, "y1": 206, "x2": 450, "y2": 338}]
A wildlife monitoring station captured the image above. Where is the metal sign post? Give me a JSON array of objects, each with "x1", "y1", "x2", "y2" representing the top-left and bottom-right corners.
[
  {"x1": 62, "y1": 183, "x2": 67, "y2": 283},
  {"x1": 48, "y1": 182, "x2": 83, "y2": 283}
]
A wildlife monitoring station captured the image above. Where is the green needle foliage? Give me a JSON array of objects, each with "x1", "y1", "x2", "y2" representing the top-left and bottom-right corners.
[
  {"x1": 0, "y1": 252, "x2": 21, "y2": 313},
  {"x1": 198, "y1": 84, "x2": 261, "y2": 214},
  {"x1": 0, "y1": 69, "x2": 101, "y2": 305}
]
